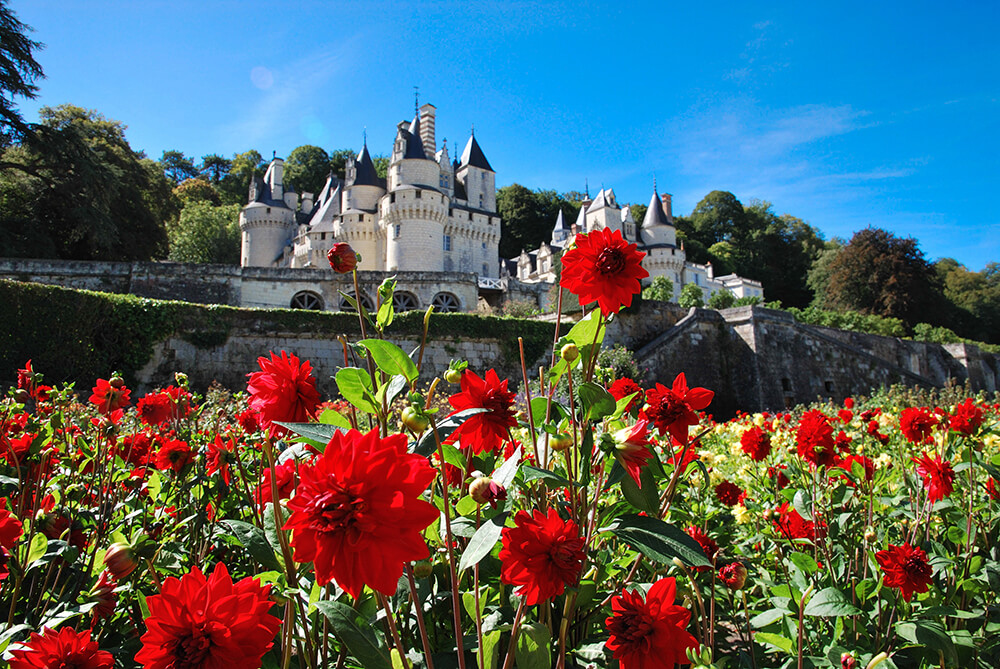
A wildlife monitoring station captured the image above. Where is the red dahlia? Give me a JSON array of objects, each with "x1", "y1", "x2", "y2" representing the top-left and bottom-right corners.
[
  {"x1": 899, "y1": 407, "x2": 936, "y2": 444},
  {"x1": 609, "y1": 378, "x2": 643, "y2": 413},
  {"x1": 949, "y1": 398, "x2": 984, "y2": 436},
  {"x1": 684, "y1": 526, "x2": 718, "y2": 570},
  {"x1": 247, "y1": 351, "x2": 321, "y2": 437},
  {"x1": 560, "y1": 227, "x2": 649, "y2": 315},
  {"x1": 206, "y1": 435, "x2": 237, "y2": 485},
  {"x1": 641, "y1": 373, "x2": 713, "y2": 444},
  {"x1": 795, "y1": 410, "x2": 837, "y2": 468},
  {"x1": 613, "y1": 419, "x2": 653, "y2": 486},
  {"x1": 446, "y1": 368, "x2": 518, "y2": 454},
  {"x1": 714, "y1": 480, "x2": 743, "y2": 507},
  {"x1": 154, "y1": 439, "x2": 193, "y2": 474},
  {"x1": 719, "y1": 562, "x2": 748, "y2": 590},
  {"x1": 605, "y1": 576, "x2": 699, "y2": 669},
  {"x1": 89, "y1": 378, "x2": 131, "y2": 415},
  {"x1": 875, "y1": 542, "x2": 932, "y2": 601},
  {"x1": 773, "y1": 502, "x2": 824, "y2": 543},
  {"x1": 254, "y1": 458, "x2": 299, "y2": 508},
  {"x1": 10, "y1": 627, "x2": 112, "y2": 669},
  {"x1": 284, "y1": 428, "x2": 437, "y2": 599},
  {"x1": 499, "y1": 508, "x2": 586, "y2": 605},
  {"x1": 912, "y1": 451, "x2": 955, "y2": 502},
  {"x1": 135, "y1": 562, "x2": 281, "y2": 669},
  {"x1": 327, "y1": 242, "x2": 358, "y2": 273},
  {"x1": 740, "y1": 426, "x2": 772, "y2": 461}
]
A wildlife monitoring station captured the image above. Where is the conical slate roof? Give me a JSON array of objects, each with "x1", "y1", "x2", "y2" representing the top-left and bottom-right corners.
[
  {"x1": 642, "y1": 191, "x2": 670, "y2": 228},
  {"x1": 404, "y1": 116, "x2": 426, "y2": 159},
  {"x1": 354, "y1": 145, "x2": 381, "y2": 186},
  {"x1": 553, "y1": 209, "x2": 566, "y2": 232},
  {"x1": 460, "y1": 134, "x2": 493, "y2": 171}
]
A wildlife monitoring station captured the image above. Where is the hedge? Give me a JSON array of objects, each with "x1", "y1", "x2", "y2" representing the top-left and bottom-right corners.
[{"x1": 0, "y1": 280, "x2": 564, "y2": 389}]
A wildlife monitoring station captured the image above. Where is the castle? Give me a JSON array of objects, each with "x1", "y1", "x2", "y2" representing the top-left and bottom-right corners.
[
  {"x1": 239, "y1": 101, "x2": 761, "y2": 312},
  {"x1": 511, "y1": 186, "x2": 763, "y2": 304},
  {"x1": 239, "y1": 103, "x2": 500, "y2": 312}
]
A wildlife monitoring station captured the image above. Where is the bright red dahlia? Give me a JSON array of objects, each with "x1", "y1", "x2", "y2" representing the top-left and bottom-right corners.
[
  {"x1": 912, "y1": 451, "x2": 955, "y2": 503},
  {"x1": 773, "y1": 502, "x2": 824, "y2": 543},
  {"x1": 718, "y1": 562, "x2": 748, "y2": 590},
  {"x1": 740, "y1": 426, "x2": 772, "y2": 461},
  {"x1": 135, "y1": 562, "x2": 281, "y2": 669},
  {"x1": 609, "y1": 378, "x2": 643, "y2": 413},
  {"x1": 795, "y1": 410, "x2": 837, "y2": 468},
  {"x1": 560, "y1": 227, "x2": 649, "y2": 315},
  {"x1": 284, "y1": 428, "x2": 437, "y2": 599},
  {"x1": 9, "y1": 626, "x2": 113, "y2": 669},
  {"x1": 206, "y1": 435, "x2": 237, "y2": 485},
  {"x1": 0, "y1": 502, "x2": 22, "y2": 584},
  {"x1": 446, "y1": 368, "x2": 518, "y2": 454},
  {"x1": 499, "y1": 508, "x2": 586, "y2": 605},
  {"x1": 247, "y1": 351, "x2": 321, "y2": 437},
  {"x1": 613, "y1": 419, "x2": 653, "y2": 486},
  {"x1": 154, "y1": 439, "x2": 193, "y2": 474},
  {"x1": 605, "y1": 576, "x2": 699, "y2": 668},
  {"x1": 684, "y1": 526, "x2": 718, "y2": 571},
  {"x1": 899, "y1": 407, "x2": 936, "y2": 444},
  {"x1": 137, "y1": 392, "x2": 174, "y2": 427},
  {"x1": 89, "y1": 378, "x2": 131, "y2": 415},
  {"x1": 875, "y1": 542, "x2": 933, "y2": 601},
  {"x1": 254, "y1": 458, "x2": 299, "y2": 508},
  {"x1": 641, "y1": 373, "x2": 713, "y2": 444},
  {"x1": 949, "y1": 398, "x2": 984, "y2": 436}
]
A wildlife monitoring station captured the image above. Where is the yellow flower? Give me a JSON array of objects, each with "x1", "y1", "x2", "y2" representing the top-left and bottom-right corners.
[{"x1": 733, "y1": 504, "x2": 752, "y2": 525}]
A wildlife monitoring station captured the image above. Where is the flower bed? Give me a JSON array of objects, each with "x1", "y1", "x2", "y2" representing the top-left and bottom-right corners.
[{"x1": 0, "y1": 237, "x2": 998, "y2": 669}]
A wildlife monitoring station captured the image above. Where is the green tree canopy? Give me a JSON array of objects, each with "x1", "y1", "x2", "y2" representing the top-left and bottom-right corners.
[
  {"x1": 167, "y1": 202, "x2": 241, "y2": 264},
  {"x1": 707, "y1": 289, "x2": 736, "y2": 310},
  {"x1": 0, "y1": 104, "x2": 175, "y2": 260},
  {"x1": 218, "y1": 150, "x2": 263, "y2": 206},
  {"x1": 0, "y1": 0, "x2": 43, "y2": 143},
  {"x1": 284, "y1": 145, "x2": 330, "y2": 198},
  {"x1": 199, "y1": 154, "x2": 231, "y2": 184},
  {"x1": 497, "y1": 184, "x2": 579, "y2": 259},
  {"x1": 641, "y1": 275, "x2": 674, "y2": 302},
  {"x1": 678, "y1": 283, "x2": 704, "y2": 308},
  {"x1": 173, "y1": 178, "x2": 221, "y2": 206},
  {"x1": 159, "y1": 149, "x2": 199, "y2": 184}
]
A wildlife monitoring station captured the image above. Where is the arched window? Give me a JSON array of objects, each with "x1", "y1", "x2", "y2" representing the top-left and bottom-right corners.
[
  {"x1": 290, "y1": 291, "x2": 323, "y2": 311},
  {"x1": 431, "y1": 292, "x2": 460, "y2": 313},
  {"x1": 392, "y1": 292, "x2": 419, "y2": 312},
  {"x1": 339, "y1": 291, "x2": 375, "y2": 312}
]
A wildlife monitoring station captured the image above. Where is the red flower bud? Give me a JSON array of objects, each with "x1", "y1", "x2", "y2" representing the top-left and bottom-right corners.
[
  {"x1": 469, "y1": 477, "x2": 507, "y2": 509},
  {"x1": 718, "y1": 562, "x2": 748, "y2": 590},
  {"x1": 103, "y1": 542, "x2": 137, "y2": 579},
  {"x1": 327, "y1": 243, "x2": 358, "y2": 273}
]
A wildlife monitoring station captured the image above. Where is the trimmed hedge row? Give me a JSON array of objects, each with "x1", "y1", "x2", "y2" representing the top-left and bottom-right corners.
[{"x1": 0, "y1": 280, "x2": 562, "y2": 389}]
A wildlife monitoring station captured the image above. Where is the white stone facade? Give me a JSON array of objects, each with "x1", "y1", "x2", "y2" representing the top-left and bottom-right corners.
[
  {"x1": 239, "y1": 103, "x2": 501, "y2": 288},
  {"x1": 514, "y1": 188, "x2": 764, "y2": 303}
]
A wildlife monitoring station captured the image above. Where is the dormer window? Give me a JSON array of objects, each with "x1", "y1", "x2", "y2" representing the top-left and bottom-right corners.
[{"x1": 415, "y1": 190, "x2": 422, "y2": 199}]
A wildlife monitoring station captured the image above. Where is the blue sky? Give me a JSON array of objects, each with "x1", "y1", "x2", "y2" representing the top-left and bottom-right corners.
[{"x1": 12, "y1": 1, "x2": 999, "y2": 269}]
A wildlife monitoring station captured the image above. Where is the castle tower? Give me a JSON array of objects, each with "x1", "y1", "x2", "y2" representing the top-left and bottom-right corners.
[
  {"x1": 455, "y1": 132, "x2": 496, "y2": 212},
  {"x1": 341, "y1": 143, "x2": 385, "y2": 270},
  {"x1": 640, "y1": 189, "x2": 677, "y2": 247},
  {"x1": 239, "y1": 157, "x2": 297, "y2": 267},
  {"x1": 584, "y1": 188, "x2": 621, "y2": 234},
  {"x1": 551, "y1": 209, "x2": 572, "y2": 247}
]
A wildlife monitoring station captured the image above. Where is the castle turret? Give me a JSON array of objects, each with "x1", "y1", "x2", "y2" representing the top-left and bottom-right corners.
[
  {"x1": 239, "y1": 157, "x2": 296, "y2": 267},
  {"x1": 455, "y1": 132, "x2": 495, "y2": 212},
  {"x1": 641, "y1": 190, "x2": 677, "y2": 247}
]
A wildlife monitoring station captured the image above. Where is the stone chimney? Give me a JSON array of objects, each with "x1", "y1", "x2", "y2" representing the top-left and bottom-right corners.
[
  {"x1": 419, "y1": 103, "x2": 436, "y2": 158},
  {"x1": 301, "y1": 192, "x2": 314, "y2": 215},
  {"x1": 660, "y1": 193, "x2": 673, "y2": 223}
]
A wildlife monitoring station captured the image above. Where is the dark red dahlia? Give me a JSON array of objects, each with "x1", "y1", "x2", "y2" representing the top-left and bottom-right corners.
[
  {"x1": 899, "y1": 407, "x2": 936, "y2": 444},
  {"x1": 605, "y1": 576, "x2": 699, "y2": 669},
  {"x1": 89, "y1": 377, "x2": 131, "y2": 415},
  {"x1": 714, "y1": 480, "x2": 743, "y2": 507},
  {"x1": 10, "y1": 627, "x2": 112, "y2": 669},
  {"x1": 795, "y1": 410, "x2": 837, "y2": 468},
  {"x1": 912, "y1": 451, "x2": 955, "y2": 503},
  {"x1": 327, "y1": 242, "x2": 358, "y2": 273},
  {"x1": 949, "y1": 398, "x2": 984, "y2": 436},
  {"x1": 740, "y1": 426, "x2": 772, "y2": 461},
  {"x1": 446, "y1": 368, "x2": 518, "y2": 454},
  {"x1": 499, "y1": 508, "x2": 586, "y2": 605},
  {"x1": 875, "y1": 542, "x2": 933, "y2": 601},
  {"x1": 609, "y1": 378, "x2": 643, "y2": 413}
]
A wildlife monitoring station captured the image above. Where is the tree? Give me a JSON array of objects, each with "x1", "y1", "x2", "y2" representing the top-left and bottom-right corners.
[
  {"x1": 0, "y1": 0, "x2": 43, "y2": 143},
  {"x1": 497, "y1": 184, "x2": 570, "y2": 258},
  {"x1": 0, "y1": 104, "x2": 175, "y2": 260},
  {"x1": 934, "y1": 258, "x2": 1000, "y2": 343},
  {"x1": 628, "y1": 202, "x2": 647, "y2": 227},
  {"x1": 173, "y1": 178, "x2": 221, "y2": 206},
  {"x1": 200, "y1": 154, "x2": 231, "y2": 184},
  {"x1": 707, "y1": 289, "x2": 736, "y2": 310},
  {"x1": 642, "y1": 275, "x2": 674, "y2": 302},
  {"x1": 742, "y1": 201, "x2": 825, "y2": 308},
  {"x1": 806, "y1": 238, "x2": 845, "y2": 306},
  {"x1": 690, "y1": 190, "x2": 748, "y2": 249},
  {"x1": 284, "y1": 145, "x2": 330, "y2": 197},
  {"x1": 822, "y1": 227, "x2": 940, "y2": 326},
  {"x1": 167, "y1": 202, "x2": 241, "y2": 264},
  {"x1": 219, "y1": 150, "x2": 263, "y2": 206},
  {"x1": 678, "y1": 283, "x2": 704, "y2": 308},
  {"x1": 159, "y1": 150, "x2": 198, "y2": 184},
  {"x1": 329, "y1": 149, "x2": 354, "y2": 182}
]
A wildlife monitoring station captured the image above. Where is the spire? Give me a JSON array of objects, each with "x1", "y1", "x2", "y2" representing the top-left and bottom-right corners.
[
  {"x1": 460, "y1": 133, "x2": 493, "y2": 171},
  {"x1": 353, "y1": 144, "x2": 380, "y2": 187},
  {"x1": 585, "y1": 178, "x2": 589, "y2": 199},
  {"x1": 404, "y1": 114, "x2": 426, "y2": 159},
  {"x1": 642, "y1": 190, "x2": 670, "y2": 228}
]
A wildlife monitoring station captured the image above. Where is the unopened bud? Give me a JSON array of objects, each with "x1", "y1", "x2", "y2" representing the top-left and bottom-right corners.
[
  {"x1": 103, "y1": 542, "x2": 138, "y2": 580},
  {"x1": 469, "y1": 477, "x2": 507, "y2": 509},
  {"x1": 560, "y1": 343, "x2": 579, "y2": 362},
  {"x1": 718, "y1": 562, "x2": 748, "y2": 590},
  {"x1": 109, "y1": 376, "x2": 125, "y2": 389},
  {"x1": 550, "y1": 432, "x2": 573, "y2": 452},
  {"x1": 412, "y1": 560, "x2": 433, "y2": 579}
]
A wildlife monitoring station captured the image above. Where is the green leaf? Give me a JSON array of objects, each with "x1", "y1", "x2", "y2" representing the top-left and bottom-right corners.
[
  {"x1": 440, "y1": 441, "x2": 467, "y2": 471},
  {"x1": 26, "y1": 532, "x2": 47, "y2": 565},
  {"x1": 895, "y1": 620, "x2": 957, "y2": 665},
  {"x1": 803, "y1": 587, "x2": 861, "y2": 617},
  {"x1": 315, "y1": 600, "x2": 393, "y2": 669},
  {"x1": 755, "y1": 632, "x2": 795, "y2": 655},
  {"x1": 515, "y1": 621, "x2": 552, "y2": 669},
  {"x1": 218, "y1": 520, "x2": 281, "y2": 571},
  {"x1": 788, "y1": 551, "x2": 819, "y2": 575},
  {"x1": 520, "y1": 465, "x2": 574, "y2": 488},
  {"x1": 750, "y1": 608, "x2": 787, "y2": 629},
  {"x1": 335, "y1": 367, "x2": 378, "y2": 414},
  {"x1": 577, "y1": 382, "x2": 616, "y2": 422},
  {"x1": 482, "y1": 629, "x2": 503, "y2": 669},
  {"x1": 459, "y1": 513, "x2": 508, "y2": 572},
  {"x1": 619, "y1": 463, "x2": 660, "y2": 514},
  {"x1": 413, "y1": 408, "x2": 488, "y2": 456},
  {"x1": 604, "y1": 514, "x2": 712, "y2": 568},
  {"x1": 378, "y1": 374, "x2": 408, "y2": 408},
  {"x1": 318, "y1": 407, "x2": 352, "y2": 429},
  {"x1": 274, "y1": 422, "x2": 344, "y2": 448},
  {"x1": 358, "y1": 339, "x2": 418, "y2": 383},
  {"x1": 610, "y1": 392, "x2": 639, "y2": 419}
]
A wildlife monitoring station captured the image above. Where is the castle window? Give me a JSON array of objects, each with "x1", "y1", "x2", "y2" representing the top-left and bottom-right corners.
[
  {"x1": 390, "y1": 193, "x2": 396, "y2": 202},
  {"x1": 321, "y1": 233, "x2": 326, "y2": 240},
  {"x1": 394, "y1": 225, "x2": 400, "y2": 239},
  {"x1": 479, "y1": 194, "x2": 484, "y2": 207},
  {"x1": 392, "y1": 292, "x2": 419, "y2": 312},
  {"x1": 443, "y1": 235, "x2": 452, "y2": 251},
  {"x1": 483, "y1": 263, "x2": 489, "y2": 275},
  {"x1": 431, "y1": 292, "x2": 460, "y2": 313},
  {"x1": 481, "y1": 242, "x2": 486, "y2": 250},
  {"x1": 468, "y1": 212, "x2": 473, "y2": 221},
  {"x1": 415, "y1": 190, "x2": 422, "y2": 199},
  {"x1": 266, "y1": 207, "x2": 271, "y2": 214},
  {"x1": 440, "y1": 175, "x2": 448, "y2": 188},
  {"x1": 290, "y1": 291, "x2": 323, "y2": 311}
]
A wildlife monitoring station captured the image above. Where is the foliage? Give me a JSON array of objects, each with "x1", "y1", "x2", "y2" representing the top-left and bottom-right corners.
[
  {"x1": 642, "y1": 275, "x2": 674, "y2": 302},
  {"x1": 785, "y1": 304, "x2": 908, "y2": 337},
  {"x1": 0, "y1": 105, "x2": 175, "y2": 260},
  {"x1": 158, "y1": 149, "x2": 198, "y2": 184},
  {"x1": 497, "y1": 184, "x2": 580, "y2": 258},
  {"x1": 167, "y1": 202, "x2": 240, "y2": 264},
  {"x1": 283, "y1": 144, "x2": 330, "y2": 197},
  {"x1": 199, "y1": 153, "x2": 231, "y2": 184},
  {"x1": 912, "y1": 322, "x2": 962, "y2": 344},
  {"x1": 496, "y1": 299, "x2": 541, "y2": 318},
  {"x1": 707, "y1": 289, "x2": 736, "y2": 310},
  {"x1": 679, "y1": 282, "x2": 705, "y2": 308},
  {"x1": 822, "y1": 227, "x2": 941, "y2": 326},
  {"x1": 218, "y1": 149, "x2": 264, "y2": 206},
  {"x1": 733, "y1": 295, "x2": 763, "y2": 307},
  {"x1": 172, "y1": 177, "x2": 220, "y2": 206},
  {"x1": 594, "y1": 344, "x2": 640, "y2": 384},
  {"x1": 934, "y1": 258, "x2": 1000, "y2": 344},
  {"x1": 0, "y1": 0, "x2": 43, "y2": 142}
]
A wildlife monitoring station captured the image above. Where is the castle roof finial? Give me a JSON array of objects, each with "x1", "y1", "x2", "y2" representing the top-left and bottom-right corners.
[
  {"x1": 653, "y1": 172, "x2": 657, "y2": 194},
  {"x1": 470, "y1": 123, "x2": 474, "y2": 137},
  {"x1": 363, "y1": 127, "x2": 367, "y2": 147},
  {"x1": 585, "y1": 178, "x2": 589, "y2": 199},
  {"x1": 414, "y1": 86, "x2": 419, "y2": 116},
  {"x1": 272, "y1": 150, "x2": 276, "y2": 160}
]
